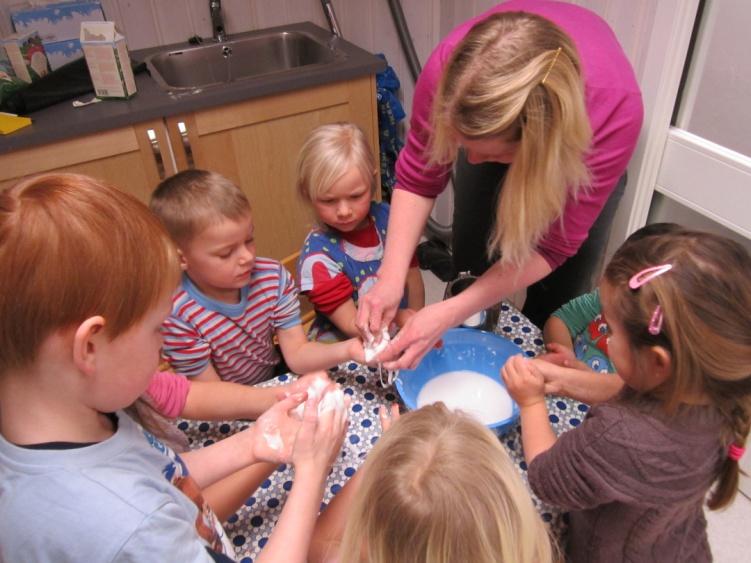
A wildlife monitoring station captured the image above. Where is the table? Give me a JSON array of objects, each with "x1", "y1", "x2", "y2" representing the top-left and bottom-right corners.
[{"x1": 179, "y1": 302, "x2": 590, "y2": 562}]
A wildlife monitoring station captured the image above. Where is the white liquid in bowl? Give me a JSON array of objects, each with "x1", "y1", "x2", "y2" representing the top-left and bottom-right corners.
[{"x1": 416, "y1": 370, "x2": 514, "y2": 425}]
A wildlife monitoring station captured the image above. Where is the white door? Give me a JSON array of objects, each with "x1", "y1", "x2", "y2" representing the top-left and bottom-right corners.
[{"x1": 622, "y1": 0, "x2": 751, "y2": 495}]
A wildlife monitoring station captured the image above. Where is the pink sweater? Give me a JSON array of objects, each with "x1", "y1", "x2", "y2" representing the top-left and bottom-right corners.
[
  {"x1": 395, "y1": 0, "x2": 643, "y2": 268},
  {"x1": 145, "y1": 371, "x2": 191, "y2": 418}
]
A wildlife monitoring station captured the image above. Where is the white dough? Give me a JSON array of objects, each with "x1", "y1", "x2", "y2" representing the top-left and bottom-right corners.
[
  {"x1": 363, "y1": 327, "x2": 390, "y2": 362},
  {"x1": 291, "y1": 377, "x2": 346, "y2": 419},
  {"x1": 416, "y1": 370, "x2": 514, "y2": 425}
]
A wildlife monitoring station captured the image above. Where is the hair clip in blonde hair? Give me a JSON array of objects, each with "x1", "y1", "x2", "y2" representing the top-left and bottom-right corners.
[{"x1": 541, "y1": 47, "x2": 562, "y2": 85}]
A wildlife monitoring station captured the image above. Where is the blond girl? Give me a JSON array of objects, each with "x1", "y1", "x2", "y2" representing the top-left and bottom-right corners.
[
  {"x1": 296, "y1": 122, "x2": 424, "y2": 341},
  {"x1": 503, "y1": 229, "x2": 751, "y2": 562},
  {"x1": 309, "y1": 402, "x2": 553, "y2": 563},
  {"x1": 358, "y1": 1, "x2": 643, "y2": 368}
]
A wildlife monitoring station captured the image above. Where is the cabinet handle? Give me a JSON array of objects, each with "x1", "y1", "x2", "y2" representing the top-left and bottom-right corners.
[
  {"x1": 177, "y1": 121, "x2": 195, "y2": 169},
  {"x1": 146, "y1": 128, "x2": 166, "y2": 179}
]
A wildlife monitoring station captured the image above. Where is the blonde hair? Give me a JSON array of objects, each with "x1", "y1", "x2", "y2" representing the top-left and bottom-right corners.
[
  {"x1": 0, "y1": 173, "x2": 180, "y2": 373},
  {"x1": 430, "y1": 12, "x2": 592, "y2": 265},
  {"x1": 338, "y1": 403, "x2": 553, "y2": 563},
  {"x1": 604, "y1": 230, "x2": 751, "y2": 510},
  {"x1": 296, "y1": 122, "x2": 377, "y2": 203},
  {"x1": 150, "y1": 169, "x2": 251, "y2": 245}
]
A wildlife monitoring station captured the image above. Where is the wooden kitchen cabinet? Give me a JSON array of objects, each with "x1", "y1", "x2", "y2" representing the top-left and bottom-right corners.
[
  {"x1": 165, "y1": 75, "x2": 380, "y2": 261},
  {"x1": 0, "y1": 120, "x2": 175, "y2": 202},
  {"x1": 1, "y1": 75, "x2": 380, "y2": 265}
]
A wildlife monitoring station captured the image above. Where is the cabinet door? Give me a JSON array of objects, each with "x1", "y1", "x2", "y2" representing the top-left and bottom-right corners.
[
  {"x1": 0, "y1": 120, "x2": 175, "y2": 203},
  {"x1": 166, "y1": 76, "x2": 379, "y2": 261}
]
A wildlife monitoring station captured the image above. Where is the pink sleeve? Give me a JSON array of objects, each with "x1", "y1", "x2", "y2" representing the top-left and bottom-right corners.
[
  {"x1": 394, "y1": 39, "x2": 454, "y2": 198},
  {"x1": 144, "y1": 370, "x2": 191, "y2": 418}
]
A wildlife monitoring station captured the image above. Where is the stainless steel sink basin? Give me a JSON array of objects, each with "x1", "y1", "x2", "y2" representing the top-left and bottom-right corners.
[{"x1": 145, "y1": 27, "x2": 346, "y2": 91}]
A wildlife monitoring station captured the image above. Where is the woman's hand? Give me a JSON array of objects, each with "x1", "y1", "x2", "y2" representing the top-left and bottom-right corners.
[
  {"x1": 379, "y1": 301, "x2": 453, "y2": 370},
  {"x1": 356, "y1": 277, "x2": 404, "y2": 338},
  {"x1": 501, "y1": 355, "x2": 546, "y2": 408}
]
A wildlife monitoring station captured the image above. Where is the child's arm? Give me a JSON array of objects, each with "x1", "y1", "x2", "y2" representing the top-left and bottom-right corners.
[
  {"x1": 543, "y1": 315, "x2": 574, "y2": 350},
  {"x1": 257, "y1": 391, "x2": 349, "y2": 563},
  {"x1": 179, "y1": 393, "x2": 308, "y2": 489},
  {"x1": 146, "y1": 370, "x2": 331, "y2": 421},
  {"x1": 277, "y1": 324, "x2": 366, "y2": 373},
  {"x1": 405, "y1": 265, "x2": 425, "y2": 310},
  {"x1": 325, "y1": 299, "x2": 360, "y2": 338},
  {"x1": 502, "y1": 355, "x2": 556, "y2": 464},
  {"x1": 531, "y1": 358, "x2": 624, "y2": 404}
]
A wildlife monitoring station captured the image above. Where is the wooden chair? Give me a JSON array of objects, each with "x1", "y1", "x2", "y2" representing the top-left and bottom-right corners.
[{"x1": 281, "y1": 250, "x2": 315, "y2": 330}]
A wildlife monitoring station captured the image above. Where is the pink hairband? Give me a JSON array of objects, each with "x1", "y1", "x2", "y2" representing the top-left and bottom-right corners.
[
  {"x1": 628, "y1": 264, "x2": 673, "y2": 335},
  {"x1": 728, "y1": 444, "x2": 745, "y2": 462}
]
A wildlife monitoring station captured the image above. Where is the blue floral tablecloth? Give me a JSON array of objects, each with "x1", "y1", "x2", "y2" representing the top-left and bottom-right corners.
[{"x1": 179, "y1": 302, "x2": 588, "y2": 561}]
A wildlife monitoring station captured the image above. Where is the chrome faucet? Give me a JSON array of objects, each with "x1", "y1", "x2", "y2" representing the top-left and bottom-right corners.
[{"x1": 209, "y1": 0, "x2": 226, "y2": 42}]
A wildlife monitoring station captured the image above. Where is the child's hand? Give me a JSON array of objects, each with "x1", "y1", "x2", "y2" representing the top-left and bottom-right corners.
[
  {"x1": 501, "y1": 355, "x2": 546, "y2": 408},
  {"x1": 346, "y1": 337, "x2": 367, "y2": 365},
  {"x1": 538, "y1": 342, "x2": 590, "y2": 371},
  {"x1": 285, "y1": 370, "x2": 331, "y2": 398},
  {"x1": 252, "y1": 392, "x2": 308, "y2": 463},
  {"x1": 529, "y1": 358, "x2": 568, "y2": 395},
  {"x1": 291, "y1": 387, "x2": 349, "y2": 476},
  {"x1": 378, "y1": 403, "x2": 400, "y2": 432}
]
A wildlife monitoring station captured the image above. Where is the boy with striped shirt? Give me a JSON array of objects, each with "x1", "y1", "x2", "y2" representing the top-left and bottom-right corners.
[{"x1": 150, "y1": 170, "x2": 365, "y2": 385}]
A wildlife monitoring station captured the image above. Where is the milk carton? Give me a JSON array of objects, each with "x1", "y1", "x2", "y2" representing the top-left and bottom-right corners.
[
  {"x1": 80, "y1": 21, "x2": 136, "y2": 99},
  {"x1": 2, "y1": 30, "x2": 52, "y2": 83}
]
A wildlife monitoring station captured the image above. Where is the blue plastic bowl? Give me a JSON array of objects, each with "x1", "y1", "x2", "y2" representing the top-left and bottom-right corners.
[{"x1": 394, "y1": 328, "x2": 522, "y2": 435}]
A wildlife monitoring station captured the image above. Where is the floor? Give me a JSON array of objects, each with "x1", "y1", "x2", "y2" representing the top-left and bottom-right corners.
[{"x1": 419, "y1": 268, "x2": 751, "y2": 562}]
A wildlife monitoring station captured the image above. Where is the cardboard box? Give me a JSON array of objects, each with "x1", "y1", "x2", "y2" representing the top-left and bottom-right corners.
[
  {"x1": 11, "y1": 1, "x2": 105, "y2": 43},
  {"x1": 80, "y1": 21, "x2": 136, "y2": 99},
  {"x1": 2, "y1": 30, "x2": 51, "y2": 83},
  {"x1": 44, "y1": 38, "x2": 83, "y2": 71}
]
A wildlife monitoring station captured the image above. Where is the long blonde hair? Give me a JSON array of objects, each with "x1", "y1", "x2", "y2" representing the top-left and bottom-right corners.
[
  {"x1": 430, "y1": 12, "x2": 592, "y2": 265},
  {"x1": 338, "y1": 403, "x2": 553, "y2": 563},
  {"x1": 604, "y1": 229, "x2": 751, "y2": 510}
]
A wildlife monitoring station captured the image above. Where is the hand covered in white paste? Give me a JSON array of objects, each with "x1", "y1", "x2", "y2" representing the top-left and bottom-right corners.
[
  {"x1": 284, "y1": 370, "x2": 331, "y2": 398},
  {"x1": 291, "y1": 387, "x2": 349, "y2": 476},
  {"x1": 252, "y1": 392, "x2": 307, "y2": 464}
]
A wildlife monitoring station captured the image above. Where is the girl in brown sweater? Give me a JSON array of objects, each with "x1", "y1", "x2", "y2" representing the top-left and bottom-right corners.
[{"x1": 503, "y1": 229, "x2": 751, "y2": 562}]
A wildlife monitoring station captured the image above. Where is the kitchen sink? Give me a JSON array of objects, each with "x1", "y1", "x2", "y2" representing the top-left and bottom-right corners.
[{"x1": 145, "y1": 27, "x2": 346, "y2": 91}]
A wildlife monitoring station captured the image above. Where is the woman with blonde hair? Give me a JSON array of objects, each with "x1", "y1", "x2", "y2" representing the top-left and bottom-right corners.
[
  {"x1": 357, "y1": 1, "x2": 643, "y2": 368},
  {"x1": 309, "y1": 402, "x2": 553, "y2": 563}
]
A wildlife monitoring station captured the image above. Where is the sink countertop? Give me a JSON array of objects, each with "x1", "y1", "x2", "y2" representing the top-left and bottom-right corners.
[{"x1": 0, "y1": 22, "x2": 386, "y2": 154}]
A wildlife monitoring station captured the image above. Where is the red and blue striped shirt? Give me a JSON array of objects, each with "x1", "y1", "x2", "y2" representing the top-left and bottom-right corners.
[{"x1": 161, "y1": 257, "x2": 300, "y2": 385}]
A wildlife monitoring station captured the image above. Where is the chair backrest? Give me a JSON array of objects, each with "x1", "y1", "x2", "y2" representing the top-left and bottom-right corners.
[{"x1": 281, "y1": 250, "x2": 315, "y2": 328}]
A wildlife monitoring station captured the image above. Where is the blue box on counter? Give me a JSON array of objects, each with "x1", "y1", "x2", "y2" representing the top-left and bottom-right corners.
[
  {"x1": 43, "y1": 38, "x2": 83, "y2": 71},
  {"x1": 11, "y1": 1, "x2": 105, "y2": 43}
]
